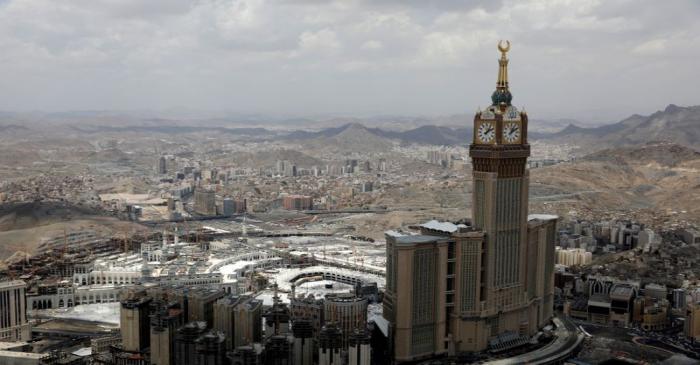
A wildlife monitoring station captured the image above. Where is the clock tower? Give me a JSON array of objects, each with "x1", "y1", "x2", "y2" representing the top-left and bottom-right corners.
[
  {"x1": 469, "y1": 40, "x2": 530, "y2": 312},
  {"x1": 384, "y1": 41, "x2": 557, "y2": 361}
]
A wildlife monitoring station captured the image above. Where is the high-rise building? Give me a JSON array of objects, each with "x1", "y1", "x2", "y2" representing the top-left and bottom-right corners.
[
  {"x1": 290, "y1": 295, "x2": 324, "y2": 339},
  {"x1": 292, "y1": 319, "x2": 314, "y2": 365},
  {"x1": 318, "y1": 323, "x2": 343, "y2": 365},
  {"x1": 174, "y1": 321, "x2": 208, "y2": 365},
  {"x1": 120, "y1": 290, "x2": 152, "y2": 353},
  {"x1": 213, "y1": 295, "x2": 262, "y2": 351},
  {"x1": 150, "y1": 301, "x2": 184, "y2": 365},
  {"x1": 323, "y1": 293, "x2": 367, "y2": 349},
  {"x1": 686, "y1": 302, "x2": 700, "y2": 341},
  {"x1": 195, "y1": 331, "x2": 227, "y2": 365},
  {"x1": 673, "y1": 288, "x2": 687, "y2": 310},
  {"x1": 384, "y1": 41, "x2": 558, "y2": 362},
  {"x1": 0, "y1": 280, "x2": 31, "y2": 342},
  {"x1": 348, "y1": 327, "x2": 371, "y2": 365},
  {"x1": 158, "y1": 156, "x2": 167, "y2": 174},
  {"x1": 187, "y1": 287, "x2": 225, "y2": 327},
  {"x1": 194, "y1": 188, "x2": 217, "y2": 216}
]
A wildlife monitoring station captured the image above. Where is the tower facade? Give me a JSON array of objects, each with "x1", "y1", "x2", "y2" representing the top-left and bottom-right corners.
[
  {"x1": 384, "y1": 41, "x2": 557, "y2": 362},
  {"x1": 469, "y1": 39, "x2": 530, "y2": 309}
]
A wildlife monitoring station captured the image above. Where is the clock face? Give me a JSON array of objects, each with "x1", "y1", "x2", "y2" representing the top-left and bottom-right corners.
[
  {"x1": 477, "y1": 122, "x2": 495, "y2": 143},
  {"x1": 503, "y1": 122, "x2": 520, "y2": 143}
]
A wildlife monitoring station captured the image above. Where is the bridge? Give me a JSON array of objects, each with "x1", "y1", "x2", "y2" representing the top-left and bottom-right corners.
[{"x1": 485, "y1": 316, "x2": 584, "y2": 365}]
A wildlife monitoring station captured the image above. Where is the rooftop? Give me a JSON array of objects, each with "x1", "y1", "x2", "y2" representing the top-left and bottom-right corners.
[
  {"x1": 0, "y1": 280, "x2": 26, "y2": 289},
  {"x1": 419, "y1": 220, "x2": 467, "y2": 233},
  {"x1": 610, "y1": 285, "x2": 635, "y2": 300},
  {"x1": 528, "y1": 214, "x2": 559, "y2": 221},
  {"x1": 392, "y1": 234, "x2": 444, "y2": 245}
]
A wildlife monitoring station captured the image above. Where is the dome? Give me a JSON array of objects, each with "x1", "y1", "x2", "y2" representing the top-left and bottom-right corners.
[{"x1": 491, "y1": 88, "x2": 512, "y2": 106}]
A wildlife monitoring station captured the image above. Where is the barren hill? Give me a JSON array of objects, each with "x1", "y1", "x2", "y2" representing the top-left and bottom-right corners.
[
  {"x1": 530, "y1": 142, "x2": 700, "y2": 219},
  {"x1": 541, "y1": 104, "x2": 700, "y2": 150},
  {"x1": 306, "y1": 123, "x2": 394, "y2": 154},
  {"x1": 0, "y1": 202, "x2": 147, "y2": 264}
]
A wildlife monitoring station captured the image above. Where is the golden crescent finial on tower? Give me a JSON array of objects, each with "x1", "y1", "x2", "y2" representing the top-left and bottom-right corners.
[{"x1": 498, "y1": 40, "x2": 510, "y2": 56}]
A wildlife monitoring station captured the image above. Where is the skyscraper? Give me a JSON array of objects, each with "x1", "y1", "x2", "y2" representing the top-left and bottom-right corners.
[
  {"x1": 120, "y1": 289, "x2": 152, "y2": 353},
  {"x1": 384, "y1": 41, "x2": 557, "y2": 362}
]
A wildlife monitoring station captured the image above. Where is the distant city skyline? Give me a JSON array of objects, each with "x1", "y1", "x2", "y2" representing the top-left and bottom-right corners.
[{"x1": 0, "y1": 0, "x2": 698, "y2": 122}]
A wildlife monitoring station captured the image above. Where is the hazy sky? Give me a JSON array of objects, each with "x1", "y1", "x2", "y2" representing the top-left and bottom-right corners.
[{"x1": 0, "y1": 0, "x2": 698, "y2": 122}]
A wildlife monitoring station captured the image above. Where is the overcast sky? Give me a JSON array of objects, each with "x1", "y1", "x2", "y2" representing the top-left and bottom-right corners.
[{"x1": 0, "y1": 0, "x2": 698, "y2": 122}]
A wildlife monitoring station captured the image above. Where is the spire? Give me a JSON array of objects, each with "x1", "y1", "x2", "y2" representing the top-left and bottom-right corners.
[
  {"x1": 497, "y1": 40, "x2": 510, "y2": 89},
  {"x1": 491, "y1": 40, "x2": 513, "y2": 106}
]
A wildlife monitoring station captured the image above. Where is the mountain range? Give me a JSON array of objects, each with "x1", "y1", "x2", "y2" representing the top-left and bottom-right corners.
[
  {"x1": 542, "y1": 104, "x2": 700, "y2": 148},
  {"x1": 2, "y1": 104, "x2": 698, "y2": 150},
  {"x1": 282, "y1": 104, "x2": 700, "y2": 150}
]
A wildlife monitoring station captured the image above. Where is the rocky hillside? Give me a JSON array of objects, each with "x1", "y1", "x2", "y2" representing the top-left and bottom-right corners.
[
  {"x1": 541, "y1": 104, "x2": 700, "y2": 149},
  {"x1": 530, "y1": 142, "x2": 700, "y2": 219}
]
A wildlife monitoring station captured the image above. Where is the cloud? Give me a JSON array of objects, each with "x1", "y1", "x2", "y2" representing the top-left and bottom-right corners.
[
  {"x1": 633, "y1": 39, "x2": 668, "y2": 55},
  {"x1": 298, "y1": 28, "x2": 341, "y2": 53},
  {"x1": 361, "y1": 40, "x2": 382, "y2": 50},
  {"x1": 0, "y1": 0, "x2": 697, "y2": 120}
]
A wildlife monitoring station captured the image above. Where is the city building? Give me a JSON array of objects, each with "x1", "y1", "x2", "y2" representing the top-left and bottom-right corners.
[
  {"x1": 222, "y1": 198, "x2": 246, "y2": 216},
  {"x1": 685, "y1": 302, "x2": 700, "y2": 341},
  {"x1": 0, "y1": 280, "x2": 31, "y2": 342},
  {"x1": 120, "y1": 289, "x2": 152, "y2": 353},
  {"x1": 187, "y1": 287, "x2": 225, "y2": 326},
  {"x1": 323, "y1": 293, "x2": 368, "y2": 348},
  {"x1": 194, "y1": 188, "x2": 216, "y2": 216},
  {"x1": 282, "y1": 195, "x2": 313, "y2": 211},
  {"x1": 318, "y1": 323, "x2": 343, "y2": 365},
  {"x1": 555, "y1": 247, "x2": 593, "y2": 267},
  {"x1": 292, "y1": 319, "x2": 314, "y2": 365},
  {"x1": 158, "y1": 156, "x2": 168, "y2": 174},
  {"x1": 174, "y1": 321, "x2": 208, "y2": 365},
  {"x1": 150, "y1": 301, "x2": 184, "y2": 365},
  {"x1": 383, "y1": 42, "x2": 558, "y2": 362},
  {"x1": 213, "y1": 295, "x2": 262, "y2": 351}
]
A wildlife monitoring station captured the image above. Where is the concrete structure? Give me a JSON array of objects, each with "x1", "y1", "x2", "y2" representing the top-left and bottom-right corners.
[
  {"x1": 0, "y1": 280, "x2": 31, "y2": 342},
  {"x1": 0, "y1": 350, "x2": 44, "y2": 365},
  {"x1": 290, "y1": 295, "x2": 324, "y2": 339},
  {"x1": 348, "y1": 328, "x2": 371, "y2": 365},
  {"x1": 158, "y1": 156, "x2": 167, "y2": 174},
  {"x1": 150, "y1": 302, "x2": 183, "y2": 365},
  {"x1": 120, "y1": 290, "x2": 152, "y2": 353},
  {"x1": 91, "y1": 335, "x2": 121, "y2": 355},
  {"x1": 609, "y1": 285, "x2": 635, "y2": 326},
  {"x1": 174, "y1": 322, "x2": 207, "y2": 365},
  {"x1": 555, "y1": 247, "x2": 592, "y2": 267},
  {"x1": 673, "y1": 288, "x2": 687, "y2": 310},
  {"x1": 292, "y1": 320, "x2": 314, "y2": 365},
  {"x1": 213, "y1": 295, "x2": 262, "y2": 351},
  {"x1": 194, "y1": 188, "x2": 216, "y2": 216},
  {"x1": 685, "y1": 302, "x2": 700, "y2": 341},
  {"x1": 318, "y1": 324, "x2": 343, "y2": 365},
  {"x1": 383, "y1": 42, "x2": 558, "y2": 362},
  {"x1": 644, "y1": 283, "x2": 667, "y2": 301},
  {"x1": 187, "y1": 287, "x2": 225, "y2": 326},
  {"x1": 195, "y1": 331, "x2": 226, "y2": 365},
  {"x1": 323, "y1": 293, "x2": 368, "y2": 349},
  {"x1": 222, "y1": 198, "x2": 246, "y2": 216},
  {"x1": 282, "y1": 195, "x2": 313, "y2": 211}
]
